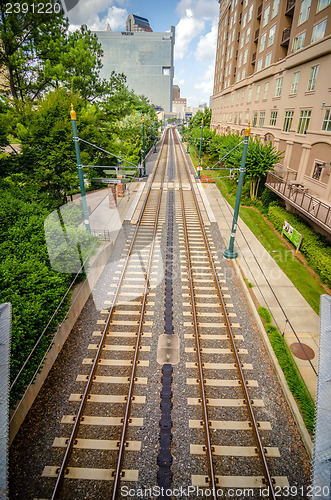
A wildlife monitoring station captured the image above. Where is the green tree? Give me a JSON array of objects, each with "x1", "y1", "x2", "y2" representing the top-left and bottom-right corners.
[{"x1": 245, "y1": 138, "x2": 283, "y2": 199}]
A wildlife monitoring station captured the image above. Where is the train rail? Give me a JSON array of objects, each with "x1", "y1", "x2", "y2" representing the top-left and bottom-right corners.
[
  {"x1": 11, "y1": 126, "x2": 312, "y2": 500},
  {"x1": 173, "y1": 130, "x2": 280, "y2": 498}
]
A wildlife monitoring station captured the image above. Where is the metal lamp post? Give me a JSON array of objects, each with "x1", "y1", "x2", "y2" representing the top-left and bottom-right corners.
[
  {"x1": 142, "y1": 118, "x2": 146, "y2": 176},
  {"x1": 197, "y1": 118, "x2": 204, "y2": 179},
  {"x1": 70, "y1": 105, "x2": 90, "y2": 232},
  {"x1": 223, "y1": 123, "x2": 251, "y2": 259},
  {"x1": 186, "y1": 118, "x2": 190, "y2": 153},
  {"x1": 154, "y1": 117, "x2": 157, "y2": 153}
]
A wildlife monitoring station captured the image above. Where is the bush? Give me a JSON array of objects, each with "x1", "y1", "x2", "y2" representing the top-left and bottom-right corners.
[
  {"x1": 258, "y1": 306, "x2": 272, "y2": 324},
  {"x1": 268, "y1": 205, "x2": 331, "y2": 288}
]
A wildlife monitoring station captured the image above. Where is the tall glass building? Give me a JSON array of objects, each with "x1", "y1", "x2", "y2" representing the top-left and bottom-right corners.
[{"x1": 94, "y1": 22, "x2": 175, "y2": 112}]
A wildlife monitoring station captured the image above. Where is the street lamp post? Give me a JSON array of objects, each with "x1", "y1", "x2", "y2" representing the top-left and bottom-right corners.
[
  {"x1": 223, "y1": 123, "x2": 251, "y2": 259},
  {"x1": 70, "y1": 105, "x2": 90, "y2": 232},
  {"x1": 197, "y1": 118, "x2": 204, "y2": 179},
  {"x1": 142, "y1": 118, "x2": 146, "y2": 177},
  {"x1": 186, "y1": 117, "x2": 190, "y2": 153},
  {"x1": 154, "y1": 117, "x2": 157, "y2": 153}
]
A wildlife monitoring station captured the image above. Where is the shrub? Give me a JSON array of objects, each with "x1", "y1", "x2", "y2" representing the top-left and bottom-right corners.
[
  {"x1": 268, "y1": 205, "x2": 331, "y2": 288},
  {"x1": 258, "y1": 306, "x2": 272, "y2": 324}
]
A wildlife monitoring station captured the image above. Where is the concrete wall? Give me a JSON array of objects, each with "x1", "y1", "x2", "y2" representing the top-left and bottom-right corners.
[{"x1": 9, "y1": 242, "x2": 113, "y2": 445}]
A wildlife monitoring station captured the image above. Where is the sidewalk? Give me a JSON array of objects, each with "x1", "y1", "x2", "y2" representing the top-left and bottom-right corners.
[{"x1": 197, "y1": 181, "x2": 319, "y2": 399}]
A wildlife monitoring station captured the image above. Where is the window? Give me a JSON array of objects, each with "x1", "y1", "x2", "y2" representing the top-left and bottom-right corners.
[
  {"x1": 268, "y1": 25, "x2": 276, "y2": 46},
  {"x1": 243, "y1": 48, "x2": 248, "y2": 64},
  {"x1": 256, "y1": 84, "x2": 261, "y2": 101},
  {"x1": 270, "y1": 111, "x2": 278, "y2": 126},
  {"x1": 252, "y1": 111, "x2": 258, "y2": 127},
  {"x1": 297, "y1": 109, "x2": 311, "y2": 134},
  {"x1": 317, "y1": 0, "x2": 331, "y2": 12},
  {"x1": 234, "y1": 113, "x2": 238, "y2": 124},
  {"x1": 236, "y1": 91, "x2": 240, "y2": 104},
  {"x1": 246, "y1": 27, "x2": 251, "y2": 43},
  {"x1": 245, "y1": 112, "x2": 249, "y2": 124},
  {"x1": 241, "y1": 90, "x2": 245, "y2": 104},
  {"x1": 307, "y1": 65, "x2": 319, "y2": 91},
  {"x1": 242, "y1": 68, "x2": 246, "y2": 79},
  {"x1": 291, "y1": 72, "x2": 300, "y2": 94},
  {"x1": 262, "y1": 6, "x2": 270, "y2": 27},
  {"x1": 265, "y1": 53, "x2": 272, "y2": 67},
  {"x1": 248, "y1": 4, "x2": 253, "y2": 21},
  {"x1": 231, "y1": 93, "x2": 235, "y2": 105},
  {"x1": 247, "y1": 87, "x2": 252, "y2": 103},
  {"x1": 162, "y1": 67, "x2": 170, "y2": 76},
  {"x1": 312, "y1": 162, "x2": 324, "y2": 180},
  {"x1": 311, "y1": 19, "x2": 327, "y2": 42},
  {"x1": 298, "y1": 0, "x2": 311, "y2": 25},
  {"x1": 239, "y1": 112, "x2": 242, "y2": 125},
  {"x1": 244, "y1": 0, "x2": 248, "y2": 7},
  {"x1": 238, "y1": 53, "x2": 243, "y2": 67},
  {"x1": 274, "y1": 77, "x2": 283, "y2": 97},
  {"x1": 237, "y1": 71, "x2": 241, "y2": 82},
  {"x1": 271, "y1": 0, "x2": 280, "y2": 18},
  {"x1": 240, "y1": 33, "x2": 245, "y2": 48},
  {"x1": 242, "y1": 13, "x2": 247, "y2": 28},
  {"x1": 322, "y1": 109, "x2": 331, "y2": 131},
  {"x1": 257, "y1": 58, "x2": 263, "y2": 71},
  {"x1": 259, "y1": 111, "x2": 266, "y2": 127},
  {"x1": 292, "y1": 32, "x2": 306, "y2": 51},
  {"x1": 260, "y1": 32, "x2": 267, "y2": 52},
  {"x1": 264, "y1": 82, "x2": 269, "y2": 99},
  {"x1": 283, "y1": 110, "x2": 294, "y2": 131}
]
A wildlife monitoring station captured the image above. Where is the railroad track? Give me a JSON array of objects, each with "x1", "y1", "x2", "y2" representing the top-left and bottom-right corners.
[
  {"x1": 39, "y1": 127, "x2": 292, "y2": 499},
  {"x1": 173, "y1": 130, "x2": 289, "y2": 498}
]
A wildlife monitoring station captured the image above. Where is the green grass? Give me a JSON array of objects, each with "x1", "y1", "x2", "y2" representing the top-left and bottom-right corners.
[
  {"x1": 212, "y1": 174, "x2": 324, "y2": 315},
  {"x1": 258, "y1": 309, "x2": 315, "y2": 434}
]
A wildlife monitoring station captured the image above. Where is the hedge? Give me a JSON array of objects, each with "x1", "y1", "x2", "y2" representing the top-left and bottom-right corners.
[{"x1": 268, "y1": 205, "x2": 331, "y2": 288}]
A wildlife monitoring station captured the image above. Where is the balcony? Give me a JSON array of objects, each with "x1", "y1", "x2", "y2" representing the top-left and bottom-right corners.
[
  {"x1": 257, "y1": 4, "x2": 263, "y2": 20},
  {"x1": 285, "y1": 0, "x2": 296, "y2": 16},
  {"x1": 254, "y1": 28, "x2": 260, "y2": 43},
  {"x1": 265, "y1": 172, "x2": 331, "y2": 233},
  {"x1": 239, "y1": 12, "x2": 242, "y2": 24},
  {"x1": 281, "y1": 25, "x2": 292, "y2": 45},
  {"x1": 251, "y1": 51, "x2": 256, "y2": 65},
  {"x1": 237, "y1": 31, "x2": 240, "y2": 42}
]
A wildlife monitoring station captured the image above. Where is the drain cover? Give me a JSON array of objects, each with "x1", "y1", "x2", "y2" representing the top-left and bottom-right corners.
[{"x1": 290, "y1": 342, "x2": 315, "y2": 360}]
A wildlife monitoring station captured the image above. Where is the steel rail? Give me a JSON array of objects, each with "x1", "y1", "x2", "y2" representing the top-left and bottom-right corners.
[
  {"x1": 111, "y1": 132, "x2": 168, "y2": 499},
  {"x1": 174, "y1": 129, "x2": 217, "y2": 500},
  {"x1": 51, "y1": 129, "x2": 170, "y2": 500},
  {"x1": 174, "y1": 130, "x2": 277, "y2": 500}
]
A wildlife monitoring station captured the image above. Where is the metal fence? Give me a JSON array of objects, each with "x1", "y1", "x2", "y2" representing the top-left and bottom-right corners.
[
  {"x1": 312, "y1": 295, "x2": 331, "y2": 500},
  {"x1": 266, "y1": 172, "x2": 331, "y2": 233},
  {"x1": 0, "y1": 304, "x2": 10, "y2": 500}
]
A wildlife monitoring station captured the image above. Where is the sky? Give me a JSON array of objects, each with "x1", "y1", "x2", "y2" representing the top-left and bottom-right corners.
[{"x1": 65, "y1": 0, "x2": 219, "y2": 107}]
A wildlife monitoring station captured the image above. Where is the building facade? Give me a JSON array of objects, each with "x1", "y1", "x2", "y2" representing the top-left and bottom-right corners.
[
  {"x1": 211, "y1": 0, "x2": 331, "y2": 232},
  {"x1": 126, "y1": 14, "x2": 153, "y2": 33},
  {"x1": 94, "y1": 16, "x2": 175, "y2": 112}
]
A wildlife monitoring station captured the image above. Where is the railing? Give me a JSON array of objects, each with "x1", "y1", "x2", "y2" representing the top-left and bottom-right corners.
[
  {"x1": 257, "y1": 4, "x2": 263, "y2": 19},
  {"x1": 281, "y1": 25, "x2": 292, "y2": 45},
  {"x1": 285, "y1": 0, "x2": 296, "y2": 15},
  {"x1": 251, "y1": 51, "x2": 256, "y2": 65},
  {"x1": 265, "y1": 172, "x2": 331, "y2": 233},
  {"x1": 254, "y1": 28, "x2": 260, "y2": 42}
]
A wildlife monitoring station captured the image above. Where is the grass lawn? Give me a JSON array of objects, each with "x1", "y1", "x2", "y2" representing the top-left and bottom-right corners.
[{"x1": 213, "y1": 175, "x2": 324, "y2": 315}]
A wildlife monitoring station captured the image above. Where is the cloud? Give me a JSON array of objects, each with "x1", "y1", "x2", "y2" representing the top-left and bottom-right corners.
[
  {"x1": 67, "y1": 0, "x2": 127, "y2": 30},
  {"x1": 175, "y1": 14, "x2": 204, "y2": 60},
  {"x1": 195, "y1": 21, "x2": 218, "y2": 61},
  {"x1": 193, "y1": 61, "x2": 215, "y2": 95},
  {"x1": 174, "y1": 0, "x2": 219, "y2": 60}
]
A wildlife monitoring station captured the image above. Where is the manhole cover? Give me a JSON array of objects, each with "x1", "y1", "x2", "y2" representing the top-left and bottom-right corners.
[{"x1": 290, "y1": 342, "x2": 315, "y2": 361}]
